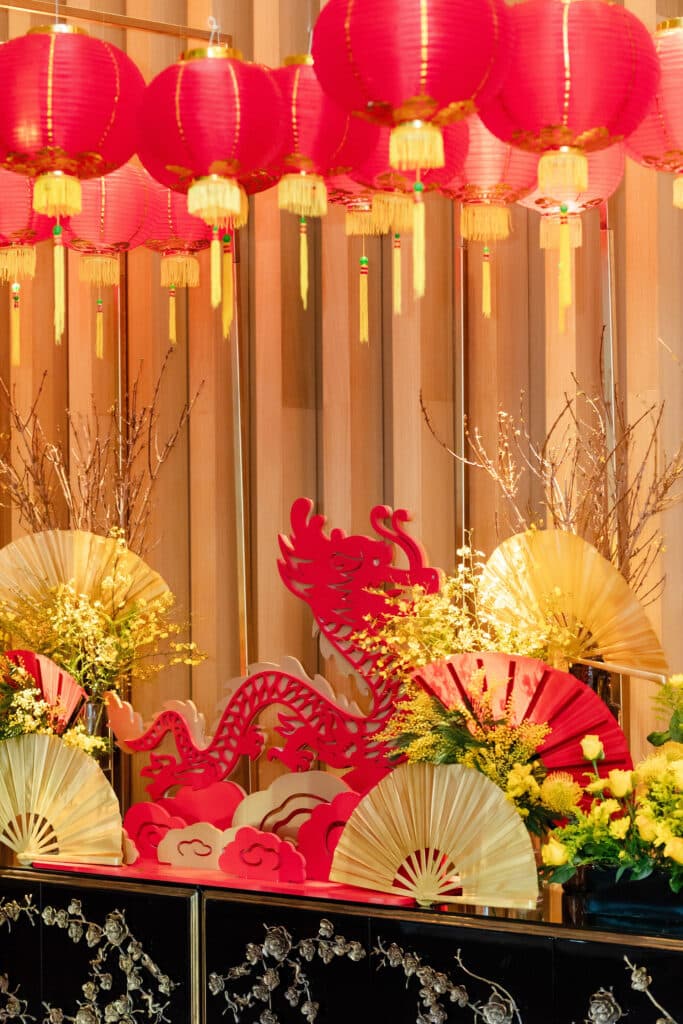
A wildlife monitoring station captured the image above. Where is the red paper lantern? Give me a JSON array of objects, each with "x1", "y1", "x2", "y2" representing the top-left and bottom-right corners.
[
  {"x1": 626, "y1": 20, "x2": 683, "y2": 208},
  {"x1": 0, "y1": 25, "x2": 144, "y2": 218},
  {"x1": 138, "y1": 45, "x2": 285, "y2": 229},
  {"x1": 311, "y1": 0, "x2": 511, "y2": 171},
  {"x1": 145, "y1": 185, "x2": 213, "y2": 345},
  {"x1": 479, "y1": 0, "x2": 658, "y2": 195}
]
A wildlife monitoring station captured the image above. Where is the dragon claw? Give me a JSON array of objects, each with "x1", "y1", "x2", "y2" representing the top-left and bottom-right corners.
[{"x1": 267, "y1": 746, "x2": 314, "y2": 772}]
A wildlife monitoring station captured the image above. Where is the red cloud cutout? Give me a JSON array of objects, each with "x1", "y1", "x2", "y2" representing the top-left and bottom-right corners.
[{"x1": 218, "y1": 826, "x2": 306, "y2": 883}]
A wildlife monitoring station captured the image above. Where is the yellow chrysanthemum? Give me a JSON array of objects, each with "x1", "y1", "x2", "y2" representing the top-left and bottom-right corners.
[{"x1": 540, "y1": 772, "x2": 583, "y2": 814}]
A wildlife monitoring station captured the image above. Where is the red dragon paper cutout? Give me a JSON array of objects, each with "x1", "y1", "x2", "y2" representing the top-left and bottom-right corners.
[{"x1": 107, "y1": 497, "x2": 440, "y2": 798}]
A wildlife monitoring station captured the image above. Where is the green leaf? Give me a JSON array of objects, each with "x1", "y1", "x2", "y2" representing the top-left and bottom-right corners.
[
  {"x1": 670, "y1": 708, "x2": 683, "y2": 742},
  {"x1": 646, "y1": 729, "x2": 671, "y2": 747}
]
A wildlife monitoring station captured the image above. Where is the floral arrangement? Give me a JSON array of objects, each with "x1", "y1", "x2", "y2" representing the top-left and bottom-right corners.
[
  {"x1": 540, "y1": 732, "x2": 683, "y2": 893},
  {"x1": 0, "y1": 655, "x2": 108, "y2": 758},
  {"x1": 374, "y1": 671, "x2": 581, "y2": 836}
]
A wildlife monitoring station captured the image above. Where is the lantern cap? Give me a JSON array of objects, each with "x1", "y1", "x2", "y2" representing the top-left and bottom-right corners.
[
  {"x1": 656, "y1": 18, "x2": 683, "y2": 34},
  {"x1": 28, "y1": 23, "x2": 87, "y2": 35},
  {"x1": 182, "y1": 44, "x2": 243, "y2": 62},
  {"x1": 284, "y1": 54, "x2": 314, "y2": 66}
]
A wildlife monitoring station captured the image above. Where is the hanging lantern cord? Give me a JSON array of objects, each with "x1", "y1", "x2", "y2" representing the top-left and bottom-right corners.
[{"x1": 207, "y1": 15, "x2": 221, "y2": 44}]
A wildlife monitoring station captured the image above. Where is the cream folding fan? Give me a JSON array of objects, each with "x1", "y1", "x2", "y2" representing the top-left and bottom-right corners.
[
  {"x1": 479, "y1": 529, "x2": 668, "y2": 677},
  {"x1": 0, "y1": 733, "x2": 122, "y2": 865},
  {"x1": 0, "y1": 529, "x2": 169, "y2": 616},
  {"x1": 330, "y1": 762, "x2": 538, "y2": 909}
]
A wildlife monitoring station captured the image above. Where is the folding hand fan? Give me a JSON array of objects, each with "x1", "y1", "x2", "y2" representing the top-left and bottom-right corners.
[
  {"x1": 413, "y1": 652, "x2": 632, "y2": 780},
  {"x1": 6, "y1": 650, "x2": 86, "y2": 725},
  {"x1": 0, "y1": 733, "x2": 122, "y2": 865},
  {"x1": 479, "y1": 529, "x2": 668, "y2": 676},
  {"x1": 330, "y1": 761, "x2": 539, "y2": 909},
  {"x1": 0, "y1": 529, "x2": 169, "y2": 617}
]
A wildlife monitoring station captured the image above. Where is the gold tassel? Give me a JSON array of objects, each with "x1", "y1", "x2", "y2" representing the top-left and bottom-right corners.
[
  {"x1": 10, "y1": 283, "x2": 20, "y2": 368},
  {"x1": 558, "y1": 204, "x2": 572, "y2": 332},
  {"x1": 482, "y1": 247, "x2": 492, "y2": 319},
  {"x1": 390, "y1": 120, "x2": 444, "y2": 171},
  {"x1": 539, "y1": 213, "x2": 583, "y2": 250},
  {"x1": 222, "y1": 233, "x2": 233, "y2": 339},
  {"x1": 393, "y1": 233, "x2": 402, "y2": 315},
  {"x1": 34, "y1": 171, "x2": 81, "y2": 217},
  {"x1": 0, "y1": 245, "x2": 36, "y2": 283},
  {"x1": 168, "y1": 287, "x2": 177, "y2": 346},
  {"x1": 359, "y1": 255, "x2": 369, "y2": 343},
  {"x1": 95, "y1": 297, "x2": 104, "y2": 359},
  {"x1": 279, "y1": 173, "x2": 328, "y2": 217},
  {"x1": 53, "y1": 224, "x2": 65, "y2": 345},
  {"x1": 299, "y1": 217, "x2": 309, "y2": 310},
  {"x1": 79, "y1": 254, "x2": 120, "y2": 287},
  {"x1": 538, "y1": 147, "x2": 588, "y2": 194},
  {"x1": 413, "y1": 181, "x2": 426, "y2": 299},
  {"x1": 461, "y1": 203, "x2": 511, "y2": 242},
  {"x1": 234, "y1": 185, "x2": 249, "y2": 229},
  {"x1": 160, "y1": 254, "x2": 200, "y2": 289},
  {"x1": 674, "y1": 176, "x2": 683, "y2": 209},
  {"x1": 345, "y1": 208, "x2": 384, "y2": 236},
  {"x1": 188, "y1": 175, "x2": 242, "y2": 227},
  {"x1": 372, "y1": 192, "x2": 413, "y2": 234},
  {"x1": 211, "y1": 227, "x2": 221, "y2": 309}
]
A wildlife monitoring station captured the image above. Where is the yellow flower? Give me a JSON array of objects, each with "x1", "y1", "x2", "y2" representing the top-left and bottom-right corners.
[
  {"x1": 635, "y1": 813, "x2": 657, "y2": 843},
  {"x1": 585, "y1": 778, "x2": 607, "y2": 795},
  {"x1": 589, "y1": 798, "x2": 620, "y2": 825},
  {"x1": 540, "y1": 772, "x2": 583, "y2": 814},
  {"x1": 506, "y1": 763, "x2": 541, "y2": 800},
  {"x1": 580, "y1": 735, "x2": 604, "y2": 762},
  {"x1": 608, "y1": 816, "x2": 630, "y2": 840},
  {"x1": 541, "y1": 836, "x2": 569, "y2": 867},
  {"x1": 663, "y1": 836, "x2": 683, "y2": 865},
  {"x1": 607, "y1": 769, "x2": 634, "y2": 798}
]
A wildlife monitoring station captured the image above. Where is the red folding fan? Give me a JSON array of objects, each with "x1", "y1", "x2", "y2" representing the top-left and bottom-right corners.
[{"x1": 413, "y1": 652, "x2": 632, "y2": 782}]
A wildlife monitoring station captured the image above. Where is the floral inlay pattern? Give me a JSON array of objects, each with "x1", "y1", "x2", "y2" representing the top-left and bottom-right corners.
[
  {"x1": 207, "y1": 918, "x2": 366, "y2": 1022},
  {"x1": 374, "y1": 939, "x2": 522, "y2": 1024},
  {"x1": 624, "y1": 956, "x2": 679, "y2": 1024},
  {"x1": 0, "y1": 894, "x2": 38, "y2": 1022}
]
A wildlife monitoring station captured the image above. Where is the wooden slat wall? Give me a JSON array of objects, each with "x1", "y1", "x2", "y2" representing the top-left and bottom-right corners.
[{"x1": 0, "y1": 1, "x2": 680, "y2": 798}]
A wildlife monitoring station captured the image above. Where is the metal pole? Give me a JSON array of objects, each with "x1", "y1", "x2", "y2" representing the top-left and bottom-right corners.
[{"x1": 231, "y1": 242, "x2": 249, "y2": 678}]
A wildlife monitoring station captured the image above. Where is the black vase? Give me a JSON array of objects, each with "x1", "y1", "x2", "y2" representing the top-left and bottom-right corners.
[{"x1": 563, "y1": 866, "x2": 683, "y2": 937}]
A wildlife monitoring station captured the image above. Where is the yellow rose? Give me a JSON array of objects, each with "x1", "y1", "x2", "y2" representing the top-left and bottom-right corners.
[
  {"x1": 580, "y1": 734, "x2": 604, "y2": 762},
  {"x1": 635, "y1": 813, "x2": 657, "y2": 843},
  {"x1": 607, "y1": 769, "x2": 634, "y2": 799},
  {"x1": 664, "y1": 836, "x2": 683, "y2": 865},
  {"x1": 585, "y1": 779, "x2": 607, "y2": 795},
  {"x1": 541, "y1": 836, "x2": 569, "y2": 867},
  {"x1": 608, "y1": 816, "x2": 630, "y2": 840}
]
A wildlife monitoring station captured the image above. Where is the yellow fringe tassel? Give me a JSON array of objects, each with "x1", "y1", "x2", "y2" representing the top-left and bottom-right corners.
[
  {"x1": 211, "y1": 229, "x2": 221, "y2": 309},
  {"x1": 538, "y1": 148, "x2": 588, "y2": 194},
  {"x1": 34, "y1": 172, "x2": 81, "y2": 218},
  {"x1": 359, "y1": 255, "x2": 369, "y2": 343},
  {"x1": 539, "y1": 213, "x2": 582, "y2": 250},
  {"x1": 674, "y1": 176, "x2": 683, "y2": 209},
  {"x1": 188, "y1": 175, "x2": 242, "y2": 227},
  {"x1": 95, "y1": 298, "x2": 104, "y2": 359},
  {"x1": 279, "y1": 173, "x2": 328, "y2": 218},
  {"x1": 168, "y1": 288, "x2": 177, "y2": 346},
  {"x1": 10, "y1": 284, "x2": 20, "y2": 368},
  {"x1": 234, "y1": 186, "x2": 249, "y2": 230},
  {"x1": 222, "y1": 234, "x2": 233, "y2": 339},
  {"x1": 53, "y1": 225, "x2": 65, "y2": 345},
  {"x1": 482, "y1": 247, "x2": 492, "y2": 319},
  {"x1": 345, "y1": 208, "x2": 384, "y2": 236},
  {"x1": 558, "y1": 209, "x2": 572, "y2": 332},
  {"x1": 413, "y1": 183, "x2": 426, "y2": 299},
  {"x1": 0, "y1": 245, "x2": 36, "y2": 283},
  {"x1": 393, "y1": 233, "x2": 402, "y2": 316},
  {"x1": 390, "y1": 121, "x2": 444, "y2": 171},
  {"x1": 371, "y1": 192, "x2": 414, "y2": 234},
  {"x1": 300, "y1": 217, "x2": 309, "y2": 310},
  {"x1": 79, "y1": 254, "x2": 120, "y2": 287},
  {"x1": 461, "y1": 203, "x2": 511, "y2": 242},
  {"x1": 160, "y1": 254, "x2": 200, "y2": 289}
]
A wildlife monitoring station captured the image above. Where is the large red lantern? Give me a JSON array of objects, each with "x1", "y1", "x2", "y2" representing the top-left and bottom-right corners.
[
  {"x1": 0, "y1": 25, "x2": 144, "y2": 218},
  {"x1": 145, "y1": 185, "x2": 213, "y2": 345},
  {"x1": 138, "y1": 46, "x2": 284, "y2": 230},
  {"x1": 311, "y1": 0, "x2": 511, "y2": 171},
  {"x1": 0, "y1": 171, "x2": 53, "y2": 366},
  {"x1": 64, "y1": 162, "x2": 154, "y2": 357},
  {"x1": 479, "y1": 0, "x2": 658, "y2": 195},
  {"x1": 626, "y1": 20, "x2": 683, "y2": 208}
]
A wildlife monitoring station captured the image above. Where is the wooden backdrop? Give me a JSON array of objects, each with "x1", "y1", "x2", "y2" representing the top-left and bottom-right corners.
[{"x1": 0, "y1": 0, "x2": 679, "y2": 799}]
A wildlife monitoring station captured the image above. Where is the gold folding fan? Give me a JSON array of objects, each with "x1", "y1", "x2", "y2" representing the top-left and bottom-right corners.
[
  {"x1": 330, "y1": 762, "x2": 539, "y2": 909},
  {"x1": 0, "y1": 733, "x2": 122, "y2": 865},
  {"x1": 479, "y1": 529, "x2": 668, "y2": 677},
  {"x1": 0, "y1": 529, "x2": 169, "y2": 616}
]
